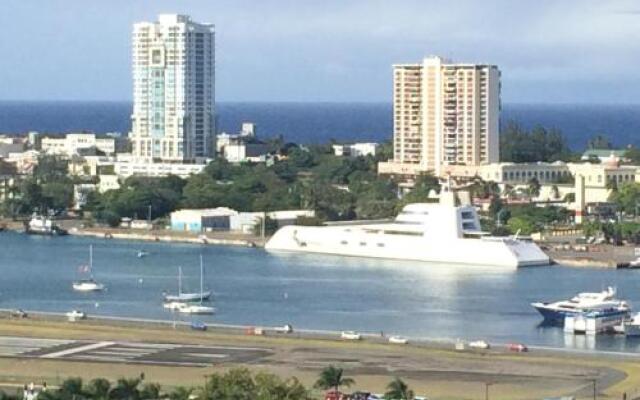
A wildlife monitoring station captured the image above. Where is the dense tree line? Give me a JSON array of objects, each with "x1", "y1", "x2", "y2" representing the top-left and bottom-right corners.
[
  {"x1": 4, "y1": 367, "x2": 417, "y2": 400},
  {"x1": 0, "y1": 155, "x2": 75, "y2": 218},
  {"x1": 81, "y1": 145, "x2": 433, "y2": 226},
  {"x1": 500, "y1": 122, "x2": 574, "y2": 163}
]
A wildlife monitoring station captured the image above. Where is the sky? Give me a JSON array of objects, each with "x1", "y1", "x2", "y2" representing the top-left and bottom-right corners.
[{"x1": 1, "y1": 0, "x2": 640, "y2": 103}]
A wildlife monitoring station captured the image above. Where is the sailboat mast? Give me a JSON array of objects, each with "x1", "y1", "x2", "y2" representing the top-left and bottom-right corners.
[
  {"x1": 89, "y1": 244, "x2": 93, "y2": 275},
  {"x1": 178, "y1": 266, "x2": 182, "y2": 296},
  {"x1": 200, "y1": 255, "x2": 204, "y2": 304}
]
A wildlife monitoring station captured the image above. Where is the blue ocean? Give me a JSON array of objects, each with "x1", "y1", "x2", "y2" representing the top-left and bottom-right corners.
[{"x1": 0, "y1": 101, "x2": 638, "y2": 150}]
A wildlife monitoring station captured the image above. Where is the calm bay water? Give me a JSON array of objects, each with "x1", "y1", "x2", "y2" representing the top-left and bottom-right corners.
[{"x1": 2, "y1": 231, "x2": 640, "y2": 353}]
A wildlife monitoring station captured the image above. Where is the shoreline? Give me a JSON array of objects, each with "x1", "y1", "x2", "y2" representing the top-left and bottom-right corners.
[
  {"x1": 0, "y1": 311, "x2": 634, "y2": 399},
  {"x1": 4, "y1": 223, "x2": 639, "y2": 268}
]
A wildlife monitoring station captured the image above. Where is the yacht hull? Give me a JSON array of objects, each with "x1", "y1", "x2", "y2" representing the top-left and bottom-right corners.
[
  {"x1": 265, "y1": 225, "x2": 550, "y2": 269},
  {"x1": 531, "y1": 303, "x2": 575, "y2": 324}
]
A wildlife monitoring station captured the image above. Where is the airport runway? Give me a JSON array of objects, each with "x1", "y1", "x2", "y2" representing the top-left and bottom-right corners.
[{"x1": 0, "y1": 336, "x2": 271, "y2": 367}]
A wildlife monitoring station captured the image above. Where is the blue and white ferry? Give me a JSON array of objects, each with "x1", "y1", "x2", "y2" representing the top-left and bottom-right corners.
[{"x1": 531, "y1": 287, "x2": 629, "y2": 324}]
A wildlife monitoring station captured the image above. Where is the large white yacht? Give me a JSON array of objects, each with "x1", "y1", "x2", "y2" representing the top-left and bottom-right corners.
[
  {"x1": 266, "y1": 188, "x2": 550, "y2": 269},
  {"x1": 532, "y1": 287, "x2": 630, "y2": 324}
]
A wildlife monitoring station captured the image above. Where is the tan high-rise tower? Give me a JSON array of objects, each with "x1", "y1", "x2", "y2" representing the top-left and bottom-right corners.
[{"x1": 380, "y1": 56, "x2": 500, "y2": 177}]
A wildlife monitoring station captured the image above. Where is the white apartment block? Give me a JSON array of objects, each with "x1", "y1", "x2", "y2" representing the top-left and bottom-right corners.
[
  {"x1": 332, "y1": 143, "x2": 379, "y2": 157},
  {"x1": 379, "y1": 56, "x2": 500, "y2": 177},
  {"x1": 130, "y1": 14, "x2": 215, "y2": 163},
  {"x1": 114, "y1": 160, "x2": 206, "y2": 178},
  {"x1": 41, "y1": 133, "x2": 116, "y2": 157}
]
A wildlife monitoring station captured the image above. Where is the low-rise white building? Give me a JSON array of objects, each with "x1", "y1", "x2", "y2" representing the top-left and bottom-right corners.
[
  {"x1": 332, "y1": 143, "x2": 379, "y2": 157},
  {"x1": 170, "y1": 208, "x2": 315, "y2": 233},
  {"x1": 223, "y1": 142, "x2": 271, "y2": 163},
  {"x1": 41, "y1": 133, "x2": 116, "y2": 157},
  {"x1": 98, "y1": 175, "x2": 120, "y2": 193},
  {"x1": 114, "y1": 160, "x2": 206, "y2": 178}
]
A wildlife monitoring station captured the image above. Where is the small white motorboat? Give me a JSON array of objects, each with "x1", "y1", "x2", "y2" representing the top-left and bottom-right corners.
[
  {"x1": 177, "y1": 304, "x2": 215, "y2": 315},
  {"x1": 630, "y1": 257, "x2": 640, "y2": 268},
  {"x1": 72, "y1": 279, "x2": 105, "y2": 292},
  {"x1": 137, "y1": 250, "x2": 149, "y2": 258},
  {"x1": 163, "y1": 301, "x2": 187, "y2": 311}
]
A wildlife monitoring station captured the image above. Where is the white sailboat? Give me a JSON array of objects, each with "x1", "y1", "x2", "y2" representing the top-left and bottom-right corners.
[
  {"x1": 73, "y1": 245, "x2": 105, "y2": 292},
  {"x1": 164, "y1": 263, "x2": 212, "y2": 302},
  {"x1": 178, "y1": 256, "x2": 215, "y2": 315}
]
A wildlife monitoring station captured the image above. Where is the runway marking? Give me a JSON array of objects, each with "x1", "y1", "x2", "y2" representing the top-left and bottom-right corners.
[
  {"x1": 183, "y1": 353, "x2": 229, "y2": 359},
  {"x1": 99, "y1": 347, "x2": 158, "y2": 354},
  {"x1": 187, "y1": 345, "x2": 268, "y2": 352},
  {"x1": 68, "y1": 354, "x2": 131, "y2": 362},
  {"x1": 40, "y1": 342, "x2": 115, "y2": 359},
  {"x1": 89, "y1": 351, "x2": 147, "y2": 357}
]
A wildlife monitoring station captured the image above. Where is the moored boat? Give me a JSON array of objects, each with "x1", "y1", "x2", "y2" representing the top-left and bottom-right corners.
[
  {"x1": 532, "y1": 287, "x2": 629, "y2": 324},
  {"x1": 25, "y1": 214, "x2": 67, "y2": 236},
  {"x1": 266, "y1": 186, "x2": 549, "y2": 269},
  {"x1": 72, "y1": 245, "x2": 105, "y2": 292}
]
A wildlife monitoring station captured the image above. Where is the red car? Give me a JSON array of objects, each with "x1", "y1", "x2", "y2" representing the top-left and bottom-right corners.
[{"x1": 507, "y1": 343, "x2": 528, "y2": 352}]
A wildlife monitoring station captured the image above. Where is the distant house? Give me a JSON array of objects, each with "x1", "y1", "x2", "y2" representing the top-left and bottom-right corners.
[
  {"x1": 170, "y1": 208, "x2": 315, "y2": 233},
  {"x1": 217, "y1": 122, "x2": 271, "y2": 163},
  {"x1": 332, "y1": 142, "x2": 378, "y2": 157},
  {"x1": 581, "y1": 149, "x2": 627, "y2": 163}
]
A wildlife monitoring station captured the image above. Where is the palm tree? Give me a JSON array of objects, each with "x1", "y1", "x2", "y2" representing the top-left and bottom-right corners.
[
  {"x1": 86, "y1": 378, "x2": 111, "y2": 400},
  {"x1": 527, "y1": 177, "x2": 541, "y2": 200},
  {"x1": 314, "y1": 365, "x2": 355, "y2": 393},
  {"x1": 139, "y1": 383, "x2": 161, "y2": 400},
  {"x1": 109, "y1": 378, "x2": 141, "y2": 400},
  {"x1": 384, "y1": 377, "x2": 414, "y2": 400},
  {"x1": 168, "y1": 387, "x2": 193, "y2": 400},
  {"x1": 59, "y1": 377, "x2": 85, "y2": 400}
]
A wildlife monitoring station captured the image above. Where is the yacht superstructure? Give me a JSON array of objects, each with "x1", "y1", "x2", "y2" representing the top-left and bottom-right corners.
[{"x1": 266, "y1": 188, "x2": 550, "y2": 269}]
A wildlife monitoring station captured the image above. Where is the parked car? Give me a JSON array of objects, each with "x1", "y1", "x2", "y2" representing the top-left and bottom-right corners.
[
  {"x1": 10, "y1": 309, "x2": 27, "y2": 318},
  {"x1": 191, "y1": 321, "x2": 207, "y2": 331},
  {"x1": 388, "y1": 336, "x2": 409, "y2": 344},
  {"x1": 274, "y1": 324, "x2": 293, "y2": 333},
  {"x1": 469, "y1": 340, "x2": 490, "y2": 349},
  {"x1": 341, "y1": 331, "x2": 362, "y2": 340},
  {"x1": 66, "y1": 310, "x2": 86, "y2": 321},
  {"x1": 507, "y1": 342, "x2": 528, "y2": 352}
]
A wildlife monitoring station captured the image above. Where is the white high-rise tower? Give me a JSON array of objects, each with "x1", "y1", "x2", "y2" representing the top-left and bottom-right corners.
[{"x1": 130, "y1": 14, "x2": 215, "y2": 163}]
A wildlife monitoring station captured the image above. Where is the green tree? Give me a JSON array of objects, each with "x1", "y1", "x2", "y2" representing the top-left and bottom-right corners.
[
  {"x1": 139, "y1": 383, "x2": 161, "y2": 400},
  {"x1": 527, "y1": 177, "x2": 541, "y2": 200},
  {"x1": 587, "y1": 134, "x2": 612, "y2": 150},
  {"x1": 86, "y1": 378, "x2": 111, "y2": 400},
  {"x1": 507, "y1": 216, "x2": 537, "y2": 235},
  {"x1": 314, "y1": 365, "x2": 355, "y2": 393},
  {"x1": 202, "y1": 368, "x2": 256, "y2": 400},
  {"x1": 109, "y1": 378, "x2": 141, "y2": 400},
  {"x1": 59, "y1": 377, "x2": 85, "y2": 400},
  {"x1": 624, "y1": 147, "x2": 640, "y2": 164},
  {"x1": 610, "y1": 182, "x2": 640, "y2": 214},
  {"x1": 168, "y1": 387, "x2": 193, "y2": 400},
  {"x1": 500, "y1": 122, "x2": 573, "y2": 163},
  {"x1": 384, "y1": 377, "x2": 414, "y2": 400}
]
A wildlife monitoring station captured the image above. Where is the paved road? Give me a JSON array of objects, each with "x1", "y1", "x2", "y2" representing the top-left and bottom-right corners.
[{"x1": 0, "y1": 336, "x2": 271, "y2": 367}]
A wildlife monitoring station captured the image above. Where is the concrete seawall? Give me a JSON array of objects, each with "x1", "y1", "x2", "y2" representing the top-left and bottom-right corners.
[{"x1": 68, "y1": 228, "x2": 262, "y2": 248}]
